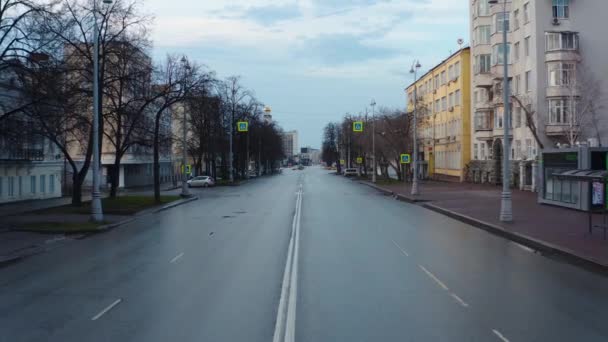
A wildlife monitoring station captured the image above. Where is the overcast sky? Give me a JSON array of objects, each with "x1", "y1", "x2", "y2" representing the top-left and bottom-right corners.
[{"x1": 145, "y1": 0, "x2": 469, "y2": 148}]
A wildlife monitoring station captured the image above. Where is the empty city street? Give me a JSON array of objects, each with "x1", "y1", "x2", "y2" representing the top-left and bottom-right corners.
[{"x1": 2, "y1": 167, "x2": 608, "y2": 342}]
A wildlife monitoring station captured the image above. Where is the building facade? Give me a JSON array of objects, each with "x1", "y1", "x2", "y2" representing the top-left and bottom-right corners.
[
  {"x1": 469, "y1": 0, "x2": 608, "y2": 191},
  {"x1": 406, "y1": 47, "x2": 472, "y2": 182},
  {"x1": 282, "y1": 130, "x2": 299, "y2": 158}
]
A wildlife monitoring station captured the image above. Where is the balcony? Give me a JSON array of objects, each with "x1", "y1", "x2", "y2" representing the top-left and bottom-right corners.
[
  {"x1": 474, "y1": 112, "x2": 493, "y2": 132},
  {"x1": 490, "y1": 64, "x2": 512, "y2": 80},
  {"x1": 546, "y1": 86, "x2": 577, "y2": 98},
  {"x1": 545, "y1": 124, "x2": 578, "y2": 137},
  {"x1": 545, "y1": 50, "x2": 580, "y2": 63},
  {"x1": 475, "y1": 73, "x2": 493, "y2": 88},
  {"x1": 0, "y1": 148, "x2": 44, "y2": 161}
]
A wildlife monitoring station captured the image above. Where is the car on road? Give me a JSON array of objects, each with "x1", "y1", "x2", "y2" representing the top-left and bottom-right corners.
[
  {"x1": 343, "y1": 168, "x2": 358, "y2": 177},
  {"x1": 187, "y1": 176, "x2": 215, "y2": 188}
]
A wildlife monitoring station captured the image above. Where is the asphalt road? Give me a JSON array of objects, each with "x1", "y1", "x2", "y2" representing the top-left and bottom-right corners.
[{"x1": 3, "y1": 166, "x2": 608, "y2": 341}]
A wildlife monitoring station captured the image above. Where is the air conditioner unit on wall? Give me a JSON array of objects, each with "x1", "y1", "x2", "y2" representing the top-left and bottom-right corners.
[{"x1": 552, "y1": 17, "x2": 560, "y2": 25}]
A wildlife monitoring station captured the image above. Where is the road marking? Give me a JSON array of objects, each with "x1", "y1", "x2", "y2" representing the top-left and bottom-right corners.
[
  {"x1": 492, "y1": 329, "x2": 510, "y2": 342},
  {"x1": 511, "y1": 241, "x2": 534, "y2": 253},
  {"x1": 418, "y1": 265, "x2": 449, "y2": 291},
  {"x1": 91, "y1": 299, "x2": 122, "y2": 321},
  {"x1": 391, "y1": 239, "x2": 409, "y2": 257},
  {"x1": 45, "y1": 236, "x2": 66, "y2": 244},
  {"x1": 450, "y1": 293, "x2": 469, "y2": 308},
  {"x1": 273, "y1": 183, "x2": 303, "y2": 342},
  {"x1": 170, "y1": 252, "x2": 184, "y2": 263}
]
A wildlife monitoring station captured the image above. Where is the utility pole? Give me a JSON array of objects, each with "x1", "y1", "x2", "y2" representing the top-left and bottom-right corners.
[
  {"x1": 180, "y1": 57, "x2": 191, "y2": 197},
  {"x1": 228, "y1": 106, "x2": 234, "y2": 183},
  {"x1": 410, "y1": 60, "x2": 422, "y2": 196},
  {"x1": 371, "y1": 99, "x2": 377, "y2": 183}
]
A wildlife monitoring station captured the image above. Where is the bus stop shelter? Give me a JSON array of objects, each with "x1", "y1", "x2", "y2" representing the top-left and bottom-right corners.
[{"x1": 554, "y1": 170, "x2": 608, "y2": 239}]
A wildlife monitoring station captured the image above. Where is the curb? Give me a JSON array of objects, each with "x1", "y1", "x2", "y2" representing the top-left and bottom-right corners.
[
  {"x1": 359, "y1": 181, "x2": 428, "y2": 203},
  {"x1": 422, "y1": 203, "x2": 608, "y2": 273},
  {"x1": 358, "y1": 181, "x2": 608, "y2": 273}
]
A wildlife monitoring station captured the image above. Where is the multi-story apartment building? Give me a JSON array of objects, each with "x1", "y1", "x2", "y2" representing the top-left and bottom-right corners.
[
  {"x1": 406, "y1": 47, "x2": 472, "y2": 181},
  {"x1": 0, "y1": 61, "x2": 63, "y2": 203},
  {"x1": 469, "y1": 0, "x2": 608, "y2": 191},
  {"x1": 282, "y1": 130, "x2": 299, "y2": 158}
]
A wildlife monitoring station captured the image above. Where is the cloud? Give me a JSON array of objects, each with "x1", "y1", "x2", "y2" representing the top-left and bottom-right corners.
[{"x1": 244, "y1": 4, "x2": 302, "y2": 25}]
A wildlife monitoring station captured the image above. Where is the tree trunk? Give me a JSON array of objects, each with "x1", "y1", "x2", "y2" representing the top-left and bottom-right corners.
[
  {"x1": 153, "y1": 116, "x2": 161, "y2": 203},
  {"x1": 71, "y1": 172, "x2": 83, "y2": 206},
  {"x1": 109, "y1": 155, "x2": 121, "y2": 198}
]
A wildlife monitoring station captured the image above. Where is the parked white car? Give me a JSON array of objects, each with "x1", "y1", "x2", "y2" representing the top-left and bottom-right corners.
[
  {"x1": 187, "y1": 176, "x2": 215, "y2": 188},
  {"x1": 343, "y1": 168, "x2": 358, "y2": 177}
]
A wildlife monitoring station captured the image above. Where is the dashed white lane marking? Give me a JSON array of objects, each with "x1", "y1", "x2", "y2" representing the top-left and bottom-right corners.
[
  {"x1": 450, "y1": 293, "x2": 469, "y2": 308},
  {"x1": 91, "y1": 299, "x2": 122, "y2": 321},
  {"x1": 391, "y1": 239, "x2": 410, "y2": 257},
  {"x1": 418, "y1": 265, "x2": 449, "y2": 291},
  {"x1": 170, "y1": 252, "x2": 184, "y2": 263},
  {"x1": 492, "y1": 329, "x2": 510, "y2": 342}
]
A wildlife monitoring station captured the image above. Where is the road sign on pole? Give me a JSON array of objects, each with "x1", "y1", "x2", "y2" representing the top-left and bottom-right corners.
[
  {"x1": 181, "y1": 164, "x2": 192, "y2": 174},
  {"x1": 356, "y1": 157, "x2": 363, "y2": 164},
  {"x1": 353, "y1": 121, "x2": 363, "y2": 132},
  {"x1": 340, "y1": 159, "x2": 345, "y2": 165},
  {"x1": 400, "y1": 154, "x2": 411, "y2": 164},
  {"x1": 237, "y1": 121, "x2": 249, "y2": 132}
]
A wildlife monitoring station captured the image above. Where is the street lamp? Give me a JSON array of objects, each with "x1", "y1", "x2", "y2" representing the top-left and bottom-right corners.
[
  {"x1": 410, "y1": 60, "x2": 421, "y2": 196},
  {"x1": 370, "y1": 99, "x2": 377, "y2": 183},
  {"x1": 91, "y1": 0, "x2": 113, "y2": 223},
  {"x1": 489, "y1": 0, "x2": 513, "y2": 222},
  {"x1": 180, "y1": 56, "x2": 191, "y2": 198}
]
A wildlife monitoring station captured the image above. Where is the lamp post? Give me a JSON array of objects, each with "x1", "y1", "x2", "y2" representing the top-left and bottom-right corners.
[
  {"x1": 91, "y1": 0, "x2": 113, "y2": 223},
  {"x1": 410, "y1": 60, "x2": 421, "y2": 196},
  {"x1": 371, "y1": 99, "x2": 377, "y2": 183},
  {"x1": 489, "y1": 0, "x2": 512, "y2": 222},
  {"x1": 180, "y1": 56, "x2": 191, "y2": 197}
]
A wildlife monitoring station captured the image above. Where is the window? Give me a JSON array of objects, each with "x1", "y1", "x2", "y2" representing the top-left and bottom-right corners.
[
  {"x1": 548, "y1": 62, "x2": 575, "y2": 86},
  {"x1": 514, "y1": 140, "x2": 521, "y2": 159},
  {"x1": 441, "y1": 71, "x2": 446, "y2": 85},
  {"x1": 524, "y1": 3, "x2": 530, "y2": 23},
  {"x1": 514, "y1": 106, "x2": 522, "y2": 128},
  {"x1": 435, "y1": 99, "x2": 440, "y2": 112},
  {"x1": 524, "y1": 36, "x2": 530, "y2": 57},
  {"x1": 8, "y1": 177, "x2": 14, "y2": 197},
  {"x1": 476, "y1": 25, "x2": 491, "y2": 45},
  {"x1": 474, "y1": 144, "x2": 479, "y2": 160},
  {"x1": 434, "y1": 75, "x2": 440, "y2": 89},
  {"x1": 526, "y1": 139, "x2": 534, "y2": 158},
  {"x1": 495, "y1": 12, "x2": 510, "y2": 32},
  {"x1": 476, "y1": 54, "x2": 491, "y2": 74},
  {"x1": 455, "y1": 90, "x2": 461, "y2": 106},
  {"x1": 514, "y1": 42, "x2": 520, "y2": 61},
  {"x1": 30, "y1": 175, "x2": 36, "y2": 194},
  {"x1": 514, "y1": 74, "x2": 521, "y2": 94},
  {"x1": 448, "y1": 92, "x2": 454, "y2": 107},
  {"x1": 454, "y1": 62, "x2": 460, "y2": 77},
  {"x1": 50, "y1": 174, "x2": 55, "y2": 194},
  {"x1": 441, "y1": 96, "x2": 447, "y2": 111},
  {"x1": 548, "y1": 98, "x2": 574, "y2": 124},
  {"x1": 546, "y1": 32, "x2": 579, "y2": 51},
  {"x1": 492, "y1": 44, "x2": 511, "y2": 65},
  {"x1": 477, "y1": 0, "x2": 490, "y2": 16},
  {"x1": 448, "y1": 65, "x2": 454, "y2": 80},
  {"x1": 513, "y1": 9, "x2": 520, "y2": 30},
  {"x1": 495, "y1": 107, "x2": 504, "y2": 129},
  {"x1": 481, "y1": 143, "x2": 487, "y2": 159},
  {"x1": 553, "y1": 0, "x2": 569, "y2": 19},
  {"x1": 525, "y1": 71, "x2": 531, "y2": 92},
  {"x1": 40, "y1": 175, "x2": 46, "y2": 194}
]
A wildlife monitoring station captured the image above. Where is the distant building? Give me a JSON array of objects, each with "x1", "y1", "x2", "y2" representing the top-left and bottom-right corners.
[
  {"x1": 282, "y1": 130, "x2": 299, "y2": 158},
  {"x1": 300, "y1": 147, "x2": 320, "y2": 165}
]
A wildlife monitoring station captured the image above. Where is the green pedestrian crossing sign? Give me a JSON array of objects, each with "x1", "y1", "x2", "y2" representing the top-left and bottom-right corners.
[
  {"x1": 400, "y1": 154, "x2": 411, "y2": 164},
  {"x1": 237, "y1": 121, "x2": 249, "y2": 132},
  {"x1": 353, "y1": 121, "x2": 363, "y2": 132}
]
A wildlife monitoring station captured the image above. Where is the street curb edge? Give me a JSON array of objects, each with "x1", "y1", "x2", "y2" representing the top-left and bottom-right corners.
[{"x1": 422, "y1": 203, "x2": 608, "y2": 272}]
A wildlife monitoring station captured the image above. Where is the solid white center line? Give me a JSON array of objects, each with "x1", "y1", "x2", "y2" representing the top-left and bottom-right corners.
[
  {"x1": 91, "y1": 299, "x2": 122, "y2": 321},
  {"x1": 391, "y1": 239, "x2": 410, "y2": 257},
  {"x1": 492, "y1": 329, "x2": 510, "y2": 342},
  {"x1": 418, "y1": 265, "x2": 449, "y2": 291},
  {"x1": 450, "y1": 293, "x2": 469, "y2": 308},
  {"x1": 170, "y1": 252, "x2": 184, "y2": 263}
]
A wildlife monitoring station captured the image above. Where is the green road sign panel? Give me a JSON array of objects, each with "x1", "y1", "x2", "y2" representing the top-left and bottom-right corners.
[
  {"x1": 353, "y1": 121, "x2": 363, "y2": 132},
  {"x1": 237, "y1": 121, "x2": 249, "y2": 132},
  {"x1": 356, "y1": 157, "x2": 363, "y2": 164},
  {"x1": 400, "y1": 154, "x2": 411, "y2": 164}
]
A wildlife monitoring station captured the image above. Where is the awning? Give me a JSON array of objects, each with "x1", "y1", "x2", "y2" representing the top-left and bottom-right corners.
[{"x1": 553, "y1": 169, "x2": 608, "y2": 181}]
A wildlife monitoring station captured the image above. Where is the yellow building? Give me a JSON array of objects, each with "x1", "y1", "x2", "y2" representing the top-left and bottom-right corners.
[{"x1": 406, "y1": 47, "x2": 471, "y2": 181}]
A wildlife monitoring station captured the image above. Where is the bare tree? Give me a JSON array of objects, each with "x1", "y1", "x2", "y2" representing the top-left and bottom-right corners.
[
  {"x1": 511, "y1": 95, "x2": 545, "y2": 150},
  {"x1": 564, "y1": 66, "x2": 604, "y2": 146}
]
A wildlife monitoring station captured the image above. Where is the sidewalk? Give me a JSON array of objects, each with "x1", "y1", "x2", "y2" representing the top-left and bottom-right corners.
[{"x1": 363, "y1": 180, "x2": 608, "y2": 269}]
